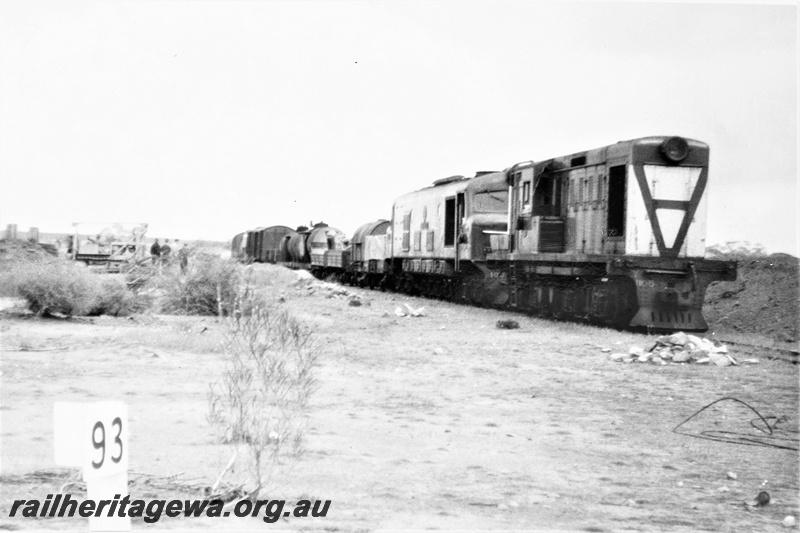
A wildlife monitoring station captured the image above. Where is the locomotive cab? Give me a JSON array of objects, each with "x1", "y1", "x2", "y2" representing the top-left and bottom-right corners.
[
  {"x1": 481, "y1": 136, "x2": 735, "y2": 331},
  {"x1": 460, "y1": 171, "x2": 509, "y2": 262},
  {"x1": 509, "y1": 161, "x2": 567, "y2": 254}
]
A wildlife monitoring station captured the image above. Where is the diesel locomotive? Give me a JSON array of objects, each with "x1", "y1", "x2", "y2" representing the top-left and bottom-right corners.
[{"x1": 233, "y1": 136, "x2": 736, "y2": 332}]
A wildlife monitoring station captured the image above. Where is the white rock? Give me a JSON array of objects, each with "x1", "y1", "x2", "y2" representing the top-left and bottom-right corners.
[
  {"x1": 783, "y1": 516, "x2": 796, "y2": 528},
  {"x1": 711, "y1": 353, "x2": 732, "y2": 367},
  {"x1": 404, "y1": 303, "x2": 426, "y2": 317},
  {"x1": 686, "y1": 334, "x2": 705, "y2": 347},
  {"x1": 672, "y1": 351, "x2": 692, "y2": 363},
  {"x1": 668, "y1": 332, "x2": 688, "y2": 346},
  {"x1": 699, "y1": 338, "x2": 716, "y2": 351}
]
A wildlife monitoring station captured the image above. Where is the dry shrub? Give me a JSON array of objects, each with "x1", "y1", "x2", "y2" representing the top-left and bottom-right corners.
[
  {"x1": 1, "y1": 259, "x2": 99, "y2": 316},
  {"x1": 0, "y1": 258, "x2": 144, "y2": 317},
  {"x1": 154, "y1": 253, "x2": 242, "y2": 316},
  {"x1": 207, "y1": 290, "x2": 319, "y2": 497},
  {"x1": 90, "y1": 275, "x2": 149, "y2": 316}
]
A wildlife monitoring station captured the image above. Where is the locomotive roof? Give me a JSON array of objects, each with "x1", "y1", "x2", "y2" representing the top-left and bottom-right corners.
[
  {"x1": 351, "y1": 220, "x2": 390, "y2": 244},
  {"x1": 539, "y1": 136, "x2": 708, "y2": 169},
  {"x1": 464, "y1": 170, "x2": 508, "y2": 193}
]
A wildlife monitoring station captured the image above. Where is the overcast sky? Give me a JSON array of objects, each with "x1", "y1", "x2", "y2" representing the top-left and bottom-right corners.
[{"x1": 0, "y1": 1, "x2": 796, "y2": 253}]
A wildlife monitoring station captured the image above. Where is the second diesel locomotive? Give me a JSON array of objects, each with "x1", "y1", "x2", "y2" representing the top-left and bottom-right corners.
[{"x1": 234, "y1": 136, "x2": 737, "y2": 332}]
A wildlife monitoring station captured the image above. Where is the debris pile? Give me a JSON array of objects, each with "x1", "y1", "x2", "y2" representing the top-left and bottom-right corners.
[
  {"x1": 293, "y1": 273, "x2": 350, "y2": 299},
  {"x1": 292, "y1": 271, "x2": 371, "y2": 306},
  {"x1": 608, "y1": 332, "x2": 744, "y2": 366}
]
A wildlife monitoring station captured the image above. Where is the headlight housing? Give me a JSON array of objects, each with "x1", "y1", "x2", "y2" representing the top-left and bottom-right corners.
[{"x1": 660, "y1": 136, "x2": 690, "y2": 163}]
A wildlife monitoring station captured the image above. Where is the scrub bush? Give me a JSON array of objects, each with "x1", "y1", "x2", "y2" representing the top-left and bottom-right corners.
[
  {"x1": 154, "y1": 253, "x2": 242, "y2": 316},
  {"x1": 0, "y1": 259, "x2": 146, "y2": 317},
  {"x1": 90, "y1": 275, "x2": 148, "y2": 316},
  {"x1": 207, "y1": 290, "x2": 319, "y2": 498},
  {"x1": 1, "y1": 259, "x2": 99, "y2": 316}
]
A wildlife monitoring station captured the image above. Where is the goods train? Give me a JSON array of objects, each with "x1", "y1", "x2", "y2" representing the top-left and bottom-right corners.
[{"x1": 232, "y1": 136, "x2": 737, "y2": 332}]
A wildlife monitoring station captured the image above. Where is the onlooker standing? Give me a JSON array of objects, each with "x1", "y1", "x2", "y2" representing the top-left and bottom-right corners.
[
  {"x1": 178, "y1": 243, "x2": 189, "y2": 274},
  {"x1": 161, "y1": 239, "x2": 172, "y2": 264},
  {"x1": 150, "y1": 239, "x2": 161, "y2": 264}
]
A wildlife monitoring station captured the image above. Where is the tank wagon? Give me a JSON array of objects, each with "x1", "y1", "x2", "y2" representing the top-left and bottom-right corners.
[{"x1": 232, "y1": 136, "x2": 736, "y2": 332}]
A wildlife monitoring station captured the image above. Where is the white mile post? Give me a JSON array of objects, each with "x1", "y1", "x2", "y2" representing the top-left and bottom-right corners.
[{"x1": 54, "y1": 402, "x2": 131, "y2": 532}]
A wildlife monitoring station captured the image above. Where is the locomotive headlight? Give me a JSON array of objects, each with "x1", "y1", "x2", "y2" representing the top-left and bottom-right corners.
[{"x1": 660, "y1": 136, "x2": 690, "y2": 162}]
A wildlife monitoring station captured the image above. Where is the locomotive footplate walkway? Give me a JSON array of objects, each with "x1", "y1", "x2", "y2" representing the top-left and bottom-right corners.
[{"x1": 486, "y1": 251, "x2": 736, "y2": 277}]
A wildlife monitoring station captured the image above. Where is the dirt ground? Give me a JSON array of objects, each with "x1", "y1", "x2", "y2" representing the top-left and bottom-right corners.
[
  {"x1": 1, "y1": 263, "x2": 798, "y2": 531},
  {"x1": 704, "y1": 254, "x2": 799, "y2": 343}
]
